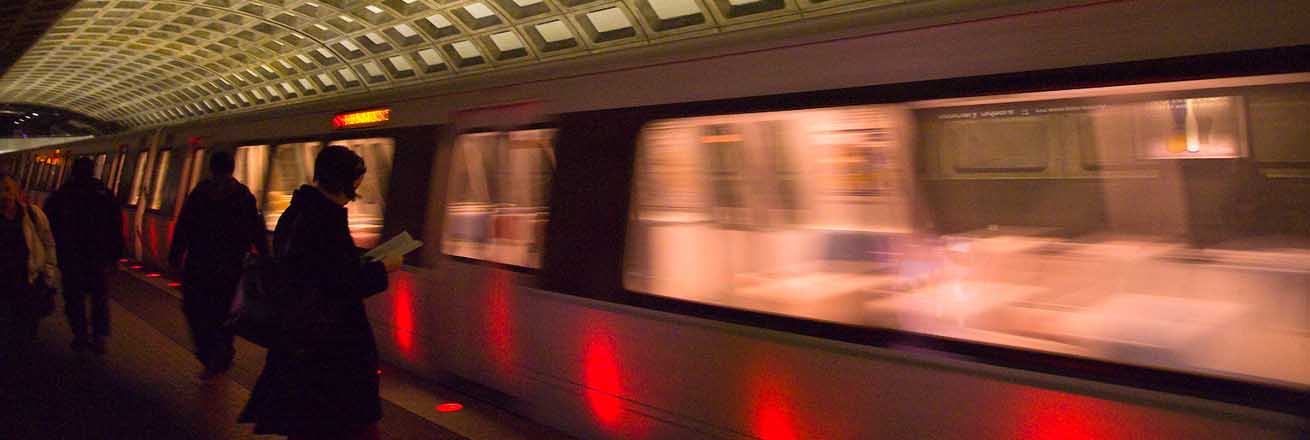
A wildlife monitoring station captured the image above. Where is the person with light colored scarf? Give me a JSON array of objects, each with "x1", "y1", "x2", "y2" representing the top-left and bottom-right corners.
[{"x1": 1, "y1": 171, "x2": 59, "y2": 354}]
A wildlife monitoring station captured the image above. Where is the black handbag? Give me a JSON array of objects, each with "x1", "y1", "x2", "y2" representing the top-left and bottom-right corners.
[
  {"x1": 227, "y1": 253, "x2": 288, "y2": 348},
  {"x1": 226, "y1": 213, "x2": 342, "y2": 350},
  {"x1": 28, "y1": 276, "x2": 56, "y2": 318}
]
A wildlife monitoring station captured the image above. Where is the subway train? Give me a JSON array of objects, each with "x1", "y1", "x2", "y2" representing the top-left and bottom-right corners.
[{"x1": 3, "y1": 1, "x2": 1308, "y2": 438}]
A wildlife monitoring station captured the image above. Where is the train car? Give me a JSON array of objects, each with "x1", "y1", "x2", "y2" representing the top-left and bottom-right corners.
[{"x1": 4, "y1": 0, "x2": 1308, "y2": 438}]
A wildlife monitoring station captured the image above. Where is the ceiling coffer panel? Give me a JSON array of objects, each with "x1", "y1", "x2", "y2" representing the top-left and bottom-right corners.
[{"x1": 0, "y1": 0, "x2": 909, "y2": 128}]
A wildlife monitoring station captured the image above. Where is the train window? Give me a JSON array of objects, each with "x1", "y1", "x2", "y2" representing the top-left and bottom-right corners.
[
  {"x1": 54, "y1": 161, "x2": 67, "y2": 190},
  {"x1": 93, "y1": 154, "x2": 108, "y2": 179},
  {"x1": 188, "y1": 149, "x2": 206, "y2": 191},
  {"x1": 627, "y1": 79, "x2": 1310, "y2": 387},
  {"x1": 333, "y1": 138, "x2": 394, "y2": 248},
  {"x1": 31, "y1": 159, "x2": 41, "y2": 189},
  {"x1": 259, "y1": 140, "x2": 393, "y2": 246},
  {"x1": 32, "y1": 163, "x2": 42, "y2": 191},
  {"x1": 33, "y1": 163, "x2": 44, "y2": 191},
  {"x1": 23, "y1": 160, "x2": 36, "y2": 190},
  {"x1": 32, "y1": 161, "x2": 43, "y2": 190},
  {"x1": 108, "y1": 152, "x2": 127, "y2": 195},
  {"x1": 264, "y1": 142, "x2": 323, "y2": 231},
  {"x1": 127, "y1": 151, "x2": 149, "y2": 206},
  {"x1": 233, "y1": 145, "x2": 270, "y2": 209},
  {"x1": 48, "y1": 162, "x2": 61, "y2": 191},
  {"x1": 442, "y1": 129, "x2": 556, "y2": 268},
  {"x1": 625, "y1": 106, "x2": 913, "y2": 302},
  {"x1": 148, "y1": 149, "x2": 173, "y2": 211}
]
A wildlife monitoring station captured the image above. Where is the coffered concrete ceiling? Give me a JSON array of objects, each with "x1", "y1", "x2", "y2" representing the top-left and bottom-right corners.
[{"x1": 0, "y1": 0, "x2": 925, "y2": 128}]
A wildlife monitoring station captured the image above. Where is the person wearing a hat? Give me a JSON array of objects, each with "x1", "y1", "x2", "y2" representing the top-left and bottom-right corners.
[{"x1": 240, "y1": 145, "x2": 403, "y2": 439}]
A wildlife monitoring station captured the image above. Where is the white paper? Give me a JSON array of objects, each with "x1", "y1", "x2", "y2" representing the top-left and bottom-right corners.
[{"x1": 363, "y1": 231, "x2": 423, "y2": 262}]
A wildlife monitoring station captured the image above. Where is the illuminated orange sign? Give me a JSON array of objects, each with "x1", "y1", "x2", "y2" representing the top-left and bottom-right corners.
[{"x1": 333, "y1": 108, "x2": 391, "y2": 129}]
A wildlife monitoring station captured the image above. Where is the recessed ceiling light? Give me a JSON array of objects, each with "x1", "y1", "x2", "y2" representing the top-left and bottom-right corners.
[
  {"x1": 426, "y1": 14, "x2": 453, "y2": 28},
  {"x1": 365, "y1": 33, "x2": 387, "y2": 45},
  {"x1": 464, "y1": 3, "x2": 496, "y2": 19},
  {"x1": 536, "y1": 21, "x2": 572, "y2": 43},
  {"x1": 491, "y1": 32, "x2": 524, "y2": 51},
  {"x1": 417, "y1": 48, "x2": 443, "y2": 65},
  {"x1": 452, "y1": 41, "x2": 481, "y2": 59},
  {"x1": 647, "y1": 0, "x2": 701, "y2": 19},
  {"x1": 394, "y1": 24, "x2": 419, "y2": 38},
  {"x1": 587, "y1": 8, "x2": 631, "y2": 33}
]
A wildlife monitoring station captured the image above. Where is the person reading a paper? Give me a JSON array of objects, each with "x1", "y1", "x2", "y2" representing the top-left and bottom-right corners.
[
  {"x1": 241, "y1": 145, "x2": 414, "y2": 440},
  {"x1": 363, "y1": 230, "x2": 422, "y2": 264}
]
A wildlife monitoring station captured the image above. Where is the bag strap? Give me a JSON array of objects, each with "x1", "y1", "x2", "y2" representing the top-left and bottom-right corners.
[{"x1": 275, "y1": 209, "x2": 304, "y2": 259}]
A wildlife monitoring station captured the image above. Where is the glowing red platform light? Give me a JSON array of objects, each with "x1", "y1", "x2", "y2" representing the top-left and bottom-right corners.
[
  {"x1": 118, "y1": 259, "x2": 129, "y2": 263},
  {"x1": 146, "y1": 273, "x2": 161, "y2": 278},
  {"x1": 167, "y1": 282, "x2": 182, "y2": 287},
  {"x1": 129, "y1": 265, "x2": 144, "y2": 270},
  {"x1": 436, "y1": 403, "x2": 463, "y2": 413}
]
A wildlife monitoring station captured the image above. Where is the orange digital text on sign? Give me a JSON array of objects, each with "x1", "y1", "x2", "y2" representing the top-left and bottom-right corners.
[{"x1": 333, "y1": 108, "x2": 391, "y2": 128}]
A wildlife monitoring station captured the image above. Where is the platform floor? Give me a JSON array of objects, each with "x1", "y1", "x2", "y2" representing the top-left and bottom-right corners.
[{"x1": 0, "y1": 269, "x2": 572, "y2": 440}]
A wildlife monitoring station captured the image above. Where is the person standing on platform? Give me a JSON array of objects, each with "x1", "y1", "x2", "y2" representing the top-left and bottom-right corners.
[
  {"x1": 240, "y1": 146, "x2": 402, "y2": 440},
  {"x1": 169, "y1": 151, "x2": 269, "y2": 380},
  {"x1": 0, "y1": 172, "x2": 59, "y2": 356},
  {"x1": 44, "y1": 157, "x2": 122, "y2": 355}
]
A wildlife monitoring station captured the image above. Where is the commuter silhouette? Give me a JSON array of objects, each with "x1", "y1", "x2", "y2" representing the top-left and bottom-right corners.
[
  {"x1": 44, "y1": 157, "x2": 122, "y2": 354},
  {"x1": 240, "y1": 146, "x2": 402, "y2": 439},
  {"x1": 170, "y1": 151, "x2": 269, "y2": 379},
  {"x1": 0, "y1": 172, "x2": 59, "y2": 355}
]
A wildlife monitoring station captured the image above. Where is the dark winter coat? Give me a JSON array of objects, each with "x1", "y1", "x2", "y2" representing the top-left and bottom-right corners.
[
  {"x1": 169, "y1": 176, "x2": 268, "y2": 283},
  {"x1": 239, "y1": 185, "x2": 389, "y2": 435},
  {"x1": 43, "y1": 177, "x2": 122, "y2": 270}
]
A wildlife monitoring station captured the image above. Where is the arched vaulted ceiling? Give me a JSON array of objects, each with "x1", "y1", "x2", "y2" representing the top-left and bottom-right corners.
[{"x1": 0, "y1": 0, "x2": 913, "y2": 129}]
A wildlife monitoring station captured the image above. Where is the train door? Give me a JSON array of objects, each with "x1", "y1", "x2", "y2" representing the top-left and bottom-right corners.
[
  {"x1": 142, "y1": 146, "x2": 174, "y2": 265},
  {"x1": 127, "y1": 130, "x2": 164, "y2": 261},
  {"x1": 107, "y1": 146, "x2": 127, "y2": 195}
]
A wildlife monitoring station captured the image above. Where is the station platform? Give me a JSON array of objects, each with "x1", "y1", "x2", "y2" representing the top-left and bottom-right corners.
[{"x1": 0, "y1": 268, "x2": 573, "y2": 440}]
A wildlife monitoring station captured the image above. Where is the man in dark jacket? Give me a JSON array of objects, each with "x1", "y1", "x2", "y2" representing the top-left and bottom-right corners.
[
  {"x1": 169, "y1": 151, "x2": 269, "y2": 378},
  {"x1": 44, "y1": 157, "x2": 123, "y2": 354}
]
